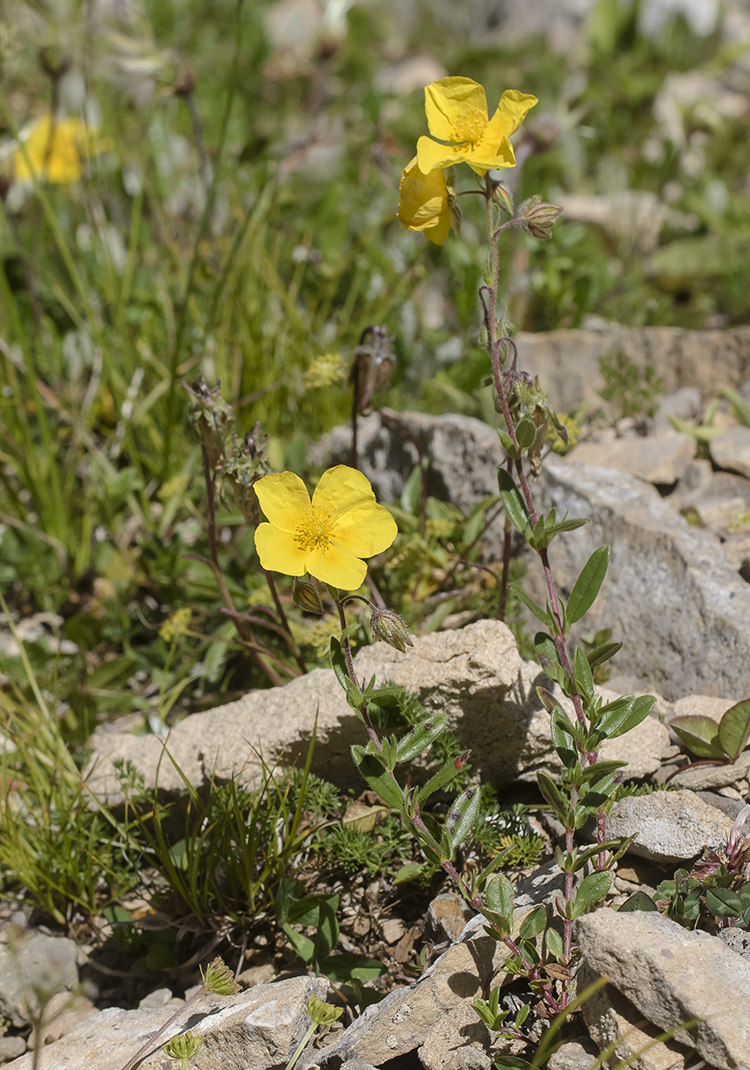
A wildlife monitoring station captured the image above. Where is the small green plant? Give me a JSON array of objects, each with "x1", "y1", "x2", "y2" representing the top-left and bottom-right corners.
[
  {"x1": 162, "y1": 1031, "x2": 203, "y2": 1070},
  {"x1": 669, "y1": 698, "x2": 750, "y2": 765},
  {"x1": 597, "y1": 351, "x2": 665, "y2": 423}
]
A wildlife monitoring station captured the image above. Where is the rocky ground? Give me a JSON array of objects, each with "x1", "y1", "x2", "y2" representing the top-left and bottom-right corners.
[{"x1": 6, "y1": 322, "x2": 750, "y2": 1068}]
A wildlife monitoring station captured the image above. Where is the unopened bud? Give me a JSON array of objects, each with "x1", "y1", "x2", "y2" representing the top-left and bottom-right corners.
[
  {"x1": 493, "y1": 182, "x2": 514, "y2": 216},
  {"x1": 201, "y1": 956, "x2": 239, "y2": 996},
  {"x1": 370, "y1": 607, "x2": 413, "y2": 653},
  {"x1": 293, "y1": 577, "x2": 324, "y2": 615},
  {"x1": 519, "y1": 195, "x2": 563, "y2": 240},
  {"x1": 163, "y1": 1031, "x2": 202, "y2": 1062}
]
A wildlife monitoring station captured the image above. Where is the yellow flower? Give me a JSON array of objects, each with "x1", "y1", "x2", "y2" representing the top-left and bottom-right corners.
[
  {"x1": 305, "y1": 353, "x2": 344, "y2": 389},
  {"x1": 416, "y1": 77, "x2": 538, "y2": 177},
  {"x1": 397, "y1": 157, "x2": 454, "y2": 245},
  {"x1": 254, "y1": 465, "x2": 397, "y2": 590},
  {"x1": 13, "y1": 115, "x2": 110, "y2": 185}
]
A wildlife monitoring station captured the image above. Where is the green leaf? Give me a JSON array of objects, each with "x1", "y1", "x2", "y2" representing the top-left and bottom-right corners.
[
  {"x1": 509, "y1": 582, "x2": 552, "y2": 627},
  {"x1": 443, "y1": 785, "x2": 481, "y2": 854},
  {"x1": 393, "y1": 863, "x2": 425, "y2": 885},
  {"x1": 669, "y1": 714, "x2": 725, "y2": 760},
  {"x1": 497, "y1": 469, "x2": 530, "y2": 536},
  {"x1": 492, "y1": 1059, "x2": 533, "y2": 1070},
  {"x1": 537, "y1": 771, "x2": 567, "y2": 821},
  {"x1": 395, "y1": 715, "x2": 447, "y2": 763},
  {"x1": 497, "y1": 429, "x2": 519, "y2": 459},
  {"x1": 550, "y1": 707, "x2": 578, "y2": 769},
  {"x1": 486, "y1": 873, "x2": 514, "y2": 919},
  {"x1": 516, "y1": 415, "x2": 538, "y2": 452},
  {"x1": 319, "y1": 952, "x2": 385, "y2": 984},
  {"x1": 573, "y1": 870, "x2": 613, "y2": 916},
  {"x1": 573, "y1": 646, "x2": 595, "y2": 704},
  {"x1": 519, "y1": 904, "x2": 546, "y2": 940},
  {"x1": 567, "y1": 547, "x2": 610, "y2": 624},
  {"x1": 313, "y1": 899, "x2": 339, "y2": 963},
  {"x1": 535, "y1": 632, "x2": 567, "y2": 688},
  {"x1": 544, "y1": 927, "x2": 563, "y2": 960},
  {"x1": 417, "y1": 755, "x2": 466, "y2": 805},
  {"x1": 718, "y1": 699, "x2": 750, "y2": 762},
  {"x1": 283, "y1": 923, "x2": 315, "y2": 963},
  {"x1": 579, "y1": 759, "x2": 628, "y2": 785},
  {"x1": 401, "y1": 463, "x2": 424, "y2": 515},
  {"x1": 706, "y1": 887, "x2": 742, "y2": 918},
  {"x1": 617, "y1": 891, "x2": 658, "y2": 912},
  {"x1": 719, "y1": 384, "x2": 750, "y2": 429},
  {"x1": 586, "y1": 641, "x2": 623, "y2": 671},
  {"x1": 330, "y1": 637, "x2": 356, "y2": 694},
  {"x1": 350, "y1": 749, "x2": 403, "y2": 808}
]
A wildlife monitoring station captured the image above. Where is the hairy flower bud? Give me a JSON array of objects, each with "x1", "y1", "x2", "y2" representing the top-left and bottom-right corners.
[
  {"x1": 370, "y1": 607, "x2": 413, "y2": 653},
  {"x1": 293, "y1": 577, "x2": 324, "y2": 615},
  {"x1": 519, "y1": 195, "x2": 563, "y2": 240}
]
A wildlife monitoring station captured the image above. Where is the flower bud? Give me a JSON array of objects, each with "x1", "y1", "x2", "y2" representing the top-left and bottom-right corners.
[
  {"x1": 293, "y1": 577, "x2": 324, "y2": 615},
  {"x1": 370, "y1": 607, "x2": 413, "y2": 653},
  {"x1": 201, "y1": 956, "x2": 240, "y2": 996},
  {"x1": 519, "y1": 195, "x2": 563, "y2": 240},
  {"x1": 493, "y1": 182, "x2": 514, "y2": 216},
  {"x1": 163, "y1": 1031, "x2": 203, "y2": 1062}
]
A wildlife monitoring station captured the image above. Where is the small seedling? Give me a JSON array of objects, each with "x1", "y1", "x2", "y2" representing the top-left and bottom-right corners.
[{"x1": 670, "y1": 698, "x2": 750, "y2": 765}]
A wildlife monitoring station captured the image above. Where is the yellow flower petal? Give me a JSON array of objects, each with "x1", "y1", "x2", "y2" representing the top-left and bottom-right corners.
[
  {"x1": 398, "y1": 157, "x2": 451, "y2": 233},
  {"x1": 334, "y1": 501, "x2": 397, "y2": 557},
  {"x1": 490, "y1": 90, "x2": 539, "y2": 138},
  {"x1": 425, "y1": 212, "x2": 451, "y2": 245},
  {"x1": 416, "y1": 135, "x2": 468, "y2": 175},
  {"x1": 13, "y1": 116, "x2": 110, "y2": 185},
  {"x1": 255, "y1": 472, "x2": 311, "y2": 533},
  {"x1": 424, "y1": 77, "x2": 488, "y2": 143},
  {"x1": 312, "y1": 465, "x2": 377, "y2": 517},
  {"x1": 305, "y1": 543, "x2": 367, "y2": 590},
  {"x1": 254, "y1": 524, "x2": 309, "y2": 576}
]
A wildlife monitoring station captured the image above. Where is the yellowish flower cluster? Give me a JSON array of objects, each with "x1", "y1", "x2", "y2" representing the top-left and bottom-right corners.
[
  {"x1": 398, "y1": 77, "x2": 537, "y2": 245},
  {"x1": 304, "y1": 352, "x2": 344, "y2": 389},
  {"x1": 12, "y1": 114, "x2": 111, "y2": 185}
]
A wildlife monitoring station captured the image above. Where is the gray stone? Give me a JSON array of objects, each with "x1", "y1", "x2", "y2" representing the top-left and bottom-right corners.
[
  {"x1": 547, "y1": 1039, "x2": 599, "y2": 1070},
  {"x1": 534, "y1": 458, "x2": 750, "y2": 700},
  {"x1": 575, "y1": 909, "x2": 750, "y2": 1070},
  {"x1": 665, "y1": 751, "x2": 750, "y2": 791},
  {"x1": 653, "y1": 388, "x2": 702, "y2": 434},
  {"x1": 603, "y1": 789, "x2": 732, "y2": 863},
  {"x1": 427, "y1": 893, "x2": 476, "y2": 944},
  {"x1": 26, "y1": 992, "x2": 97, "y2": 1050},
  {"x1": 6, "y1": 975, "x2": 327, "y2": 1070},
  {"x1": 718, "y1": 927, "x2": 750, "y2": 960},
  {"x1": 566, "y1": 432, "x2": 694, "y2": 486},
  {"x1": 0, "y1": 933, "x2": 79, "y2": 1027},
  {"x1": 710, "y1": 426, "x2": 750, "y2": 480},
  {"x1": 0, "y1": 1039, "x2": 25, "y2": 1064},
  {"x1": 515, "y1": 325, "x2": 750, "y2": 415},
  {"x1": 578, "y1": 964, "x2": 688, "y2": 1070}
]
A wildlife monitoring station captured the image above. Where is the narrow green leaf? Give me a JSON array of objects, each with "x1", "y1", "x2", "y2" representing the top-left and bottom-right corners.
[
  {"x1": 444, "y1": 785, "x2": 481, "y2": 853},
  {"x1": 567, "y1": 546, "x2": 610, "y2": 624},
  {"x1": 550, "y1": 707, "x2": 578, "y2": 769},
  {"x1": 537, "y1": 771, "x2": 567, "y2": 820},
  {"x1": 573, "y1": 646, "x2": 595, "y2": 703},
  {"x1": 350, "y1": 750, "x2": 403, "y2": 808},
  {"x1": 535, "y1": 632, "x2": 567, "y2": 688},
  {"x1": 395, "y1": 715, "x2": 447, "y2": 763},
  {"x1": 329, "y1": 637, "x2": 353, "y2": 694},
  {"x1": 573, "y1": 870, "x2": 613, "y2": 915},
  {"x1": 545, "y1": 927, "x2": 563, "y2": 960},
  {"x1": 586, "y1": 640, "x2": 623, "y2": 670},
  {"x1": 718, "y1": 699, "x2": 750, "y2": 762},
  {"x1": 497, "y1": 469, "x2": 530, "y2": 535},
  {"x1": 510, "y1": 582, "x2": 553, "y2": 627},
  {"x1": 497, "y1": 429, "x2": 519, "y2": 459},
  {"x1": 313, "y1": 899, "x2": 340, "y2": 964},
  {"x1": 319, "y1": 952, "x2": 385, "y2": 983}
]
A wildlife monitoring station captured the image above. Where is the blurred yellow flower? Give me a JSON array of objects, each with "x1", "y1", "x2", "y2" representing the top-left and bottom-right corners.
[
  {"x1": 416, "y1": 77, "x2": 537, "y2": 177},
  {"x1": 397, "y1": 157, "x2": 454, "y2": 245},
  {"x1": 159, "y1": 607, "x2": 192, "y2": 643},
  {"x1": 305, "y1": 353, "x2": 344, "y2": 389},
  {"x1": 254, "y1": 465, "x2": 397, "y2": 590},
  {"x1": 13, "y1": 115, "x2": 110, "y2": 185}
]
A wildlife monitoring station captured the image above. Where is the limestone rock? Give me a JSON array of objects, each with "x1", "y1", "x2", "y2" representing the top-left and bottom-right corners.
[
  {"x1": 0, "y1": 1038, "x2": 26, "y2": 1064},
  {"x1": 535, "y1": 458, "x2": 750, "y2": 700},
  {"x1": 575, "y1": 909, "x2": 750, "y2": 1070},
  {"x1": 26, "y1": 992, "x2": 97, "y2": 1050},
  {"x1": 578, "y1": 965, "x2": 688, "y2": 1070},
  {"x1": 566, "y1": 432, "x2": 694, "y2": 486},
  {"x1": 6, "y1": 975, "x2": 327, "y2": 1070},
  {"x1": 547, "y1": 1039, "x2": 599, "y2": 1070},
  {"x1": 710, "y1": 426, "x2": 750, "y2": 480},
  {"x1": 0, "y1": 933, "x2": 79, "y2": 1027},
  {"x1": 603, "y1": 789, "x2": 732, "y2": 862}
]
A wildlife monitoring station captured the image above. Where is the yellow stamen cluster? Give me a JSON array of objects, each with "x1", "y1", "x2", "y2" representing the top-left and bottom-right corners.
[{"x1": 294, "y1": 506, "x2": 336, "y2": 553}]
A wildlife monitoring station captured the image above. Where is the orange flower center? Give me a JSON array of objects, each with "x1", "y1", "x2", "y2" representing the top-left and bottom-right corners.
[
  {"x1": 449, "y1": 105, "x2": 486, "y2": 144},
  {"x1": 294, "y1": 505, "x2": 337, "y2": 553}
]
